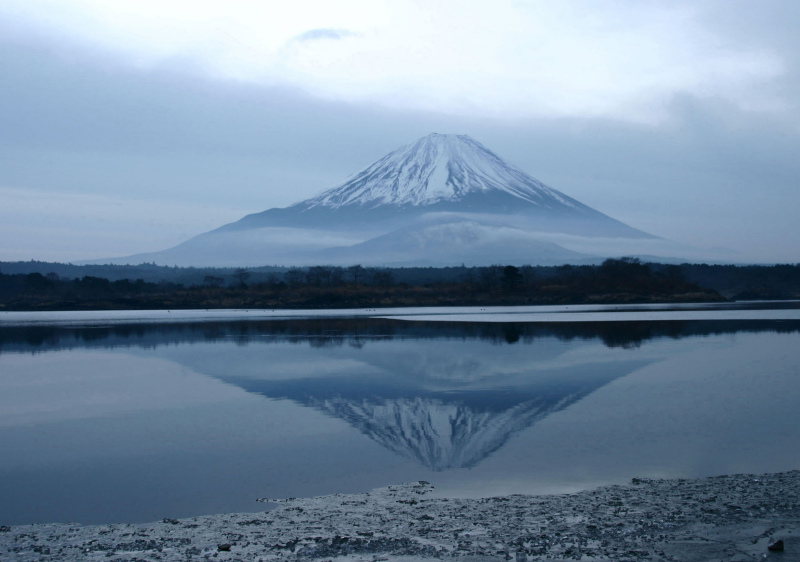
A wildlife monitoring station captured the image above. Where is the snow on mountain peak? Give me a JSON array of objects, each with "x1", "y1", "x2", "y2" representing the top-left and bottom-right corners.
[{"x1": 301, "y1": 133, "x2": 580, "y2": 210}]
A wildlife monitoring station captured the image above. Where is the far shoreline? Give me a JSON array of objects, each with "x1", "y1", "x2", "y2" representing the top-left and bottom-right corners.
[{"x1": 1, "y1": 300, "x2": 799, "y2": 327}]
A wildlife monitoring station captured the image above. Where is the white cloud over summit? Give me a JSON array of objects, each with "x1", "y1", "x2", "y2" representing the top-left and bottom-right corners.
[{"x1": 1, "y1": 0, "x2": 788, "y2": 122}]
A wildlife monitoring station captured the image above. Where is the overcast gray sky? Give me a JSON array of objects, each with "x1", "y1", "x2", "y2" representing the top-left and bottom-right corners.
[{"x1": 1, "y1": 0, "x2": 798, "y2": 263}]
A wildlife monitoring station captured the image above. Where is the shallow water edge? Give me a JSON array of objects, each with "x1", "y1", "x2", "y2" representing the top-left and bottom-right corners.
[
  {"x1": 2, "y1": 300, "x2": 799, "y2": 326},
  {"x1": 3, "y1": 470, "x2": 799, "y2": 561}
]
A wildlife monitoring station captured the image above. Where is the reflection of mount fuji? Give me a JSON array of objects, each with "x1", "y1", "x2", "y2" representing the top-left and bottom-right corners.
[
  {"x1": 311, "y1": 395, "x2": 579, "y2": 471},
  {"x1": 223, "y1": 361, "x2": 644, "y2": 471},
  {"x1": 7, "y1": 316, "x2": 797, "y2": 470}
]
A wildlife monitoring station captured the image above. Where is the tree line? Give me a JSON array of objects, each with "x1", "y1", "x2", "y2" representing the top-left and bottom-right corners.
[
  {"x1": 0, "y1": 258, "x2": 742, "y2": 311},
  {"x1": 212, "y1": 264, "x2": 396, "y2": 289},
  {"x1": 3, "y1": 259, "x2": 799, "y2": 300}
]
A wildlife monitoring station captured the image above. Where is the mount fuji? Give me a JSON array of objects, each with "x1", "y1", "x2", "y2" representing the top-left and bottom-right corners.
[{"x1": 105, "y1": 133, "x2": 679, "y2": 267}]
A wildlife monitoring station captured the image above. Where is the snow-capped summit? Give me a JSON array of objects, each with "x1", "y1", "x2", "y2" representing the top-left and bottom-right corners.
[
  {"x1": 302, "y1": 133, "x2": 580, "y2": 210},
  {"x1": 212, "y1": 132, "x2": 647, "y2": 241},
  {"x1": 98, "y1": 133, "x2": 675, "y2": 267}
]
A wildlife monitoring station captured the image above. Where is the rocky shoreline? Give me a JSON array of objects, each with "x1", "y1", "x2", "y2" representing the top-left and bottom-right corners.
[{"x1": 2, "y1": 471, "x2": 799, "y2": 561}]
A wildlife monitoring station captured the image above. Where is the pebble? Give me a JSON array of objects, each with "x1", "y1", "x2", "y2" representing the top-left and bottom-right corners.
[{"x1": 2, "y1": 472, "x2": 799, "y2": 561}]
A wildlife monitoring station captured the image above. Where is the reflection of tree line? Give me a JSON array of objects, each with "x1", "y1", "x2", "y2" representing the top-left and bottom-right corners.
[{"x1": 2, "y1": 318, "x2": 799, "y2": 353}]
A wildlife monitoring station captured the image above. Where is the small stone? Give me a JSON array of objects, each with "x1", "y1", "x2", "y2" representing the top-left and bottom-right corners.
[
  {"x1": 768, "y1": 539, "x2": 784, "y2": 552},
  {"x1": 217, "y1": 543, "x2": 232, "y2": 551}
]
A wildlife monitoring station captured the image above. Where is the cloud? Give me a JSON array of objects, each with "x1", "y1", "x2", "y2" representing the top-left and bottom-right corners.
[
  {"x1": 291, "y1": 28, "x2": 358, "y2": 43},
  {"x1": 1, "y1": 3, "x2": 799, "y2": 263},
  {"x1": 0, "y1": 0, "x2": 790, "y2": 122},
  {"x1": 0, "y1": 187, "x2": 247, "y2": 261}
]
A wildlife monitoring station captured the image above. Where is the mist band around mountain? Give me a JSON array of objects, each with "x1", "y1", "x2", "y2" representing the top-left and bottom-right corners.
[{"x1": 92, "y1": 134, "x2": 670, "y2": 268}]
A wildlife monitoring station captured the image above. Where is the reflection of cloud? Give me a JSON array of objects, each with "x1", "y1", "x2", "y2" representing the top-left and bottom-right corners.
[
  {"x1": 0, "y1": 351, "x2": 250, "y2": 427},
  {"x1": 292, "y1": 28, "x2": 358, "y2": 43}
]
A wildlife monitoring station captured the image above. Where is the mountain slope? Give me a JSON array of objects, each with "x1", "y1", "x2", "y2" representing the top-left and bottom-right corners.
[
  {"x1": 221, "y1": 133, "x2": 650, "y2": 238},
  {"x1": 98, "y1": 133, "x2": 664, "y2": 266}
]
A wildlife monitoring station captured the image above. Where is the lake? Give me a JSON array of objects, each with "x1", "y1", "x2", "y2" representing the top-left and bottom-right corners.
[{"x1": 1, "y1": 302, "x2": 799, "y2": 526}]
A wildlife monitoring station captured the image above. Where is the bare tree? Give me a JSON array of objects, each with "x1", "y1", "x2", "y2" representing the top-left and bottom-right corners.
[
  {"x1": 307, "y1": 266, "x2": 333, "y2": 287},
  {"x1": 329, "y1": 266, "x2": 344, "y2": 286},
  {"x1": 284, "y1": 268, "x2": 305, "y2": 286},
  {"x1": 479, "y1": 265, "x2": 503, "y2": 288},
  {"x1": 370, "y1": 269, "x2": 394, "y2": 287},
  {"x1": 347, "y1": 264, "x2": 364, "y2": 285},
  {"x1": 232, "y1": 268, "x2": 251, "y2": 288},
  {"x1": 520, "y1": 265, "x2": 536, "y2": 284}
]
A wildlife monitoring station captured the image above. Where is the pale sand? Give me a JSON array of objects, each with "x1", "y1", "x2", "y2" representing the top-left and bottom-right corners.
[{"x1": 2, "y1": 471, "x2": 799, "y2": 561}]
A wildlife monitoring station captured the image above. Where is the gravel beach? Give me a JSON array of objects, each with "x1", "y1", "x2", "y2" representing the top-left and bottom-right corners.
[{"x1": 2, "y1": 471, "x2": 799, "y2": 561}]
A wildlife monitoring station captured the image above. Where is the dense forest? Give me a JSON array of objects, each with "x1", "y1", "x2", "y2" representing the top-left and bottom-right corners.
[{"x1": 5, "y1": 258, "x2": 797, "y2": 310}]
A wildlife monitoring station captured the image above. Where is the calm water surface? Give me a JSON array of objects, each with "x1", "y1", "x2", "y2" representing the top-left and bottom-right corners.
[{"x1": 1, "y1": 303, "x2": 799, "y2": 525}]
